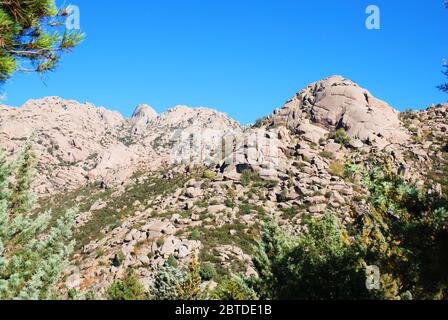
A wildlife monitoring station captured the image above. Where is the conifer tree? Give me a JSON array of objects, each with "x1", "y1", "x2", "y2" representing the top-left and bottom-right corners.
[
  {"x1": 212, "y1": 276, "x2": 258, "y2": 300},
  {"x1": 176, "y1": 256, "x2": 206, "y2": 300},
  {"x1": 0, "y1": 0, "x2": 83, "y2": 83},
  {"x1": 0, "y1": 147, "x2": 77, "y2": 300},
  {"x1": 150, "y1": 265, "x2": 186, "y2": 300},
  {"x1": 251, "y1": 214, "x2": 370, "y2": 300},
  {"x1": 106, "y1": 272, "x2": 146, "y2": 301}
]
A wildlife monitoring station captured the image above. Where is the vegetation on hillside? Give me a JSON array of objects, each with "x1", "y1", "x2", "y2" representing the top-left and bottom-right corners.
[
  {"x1": 3, "y1": 141, "x2": 445, "y2": 301},
  {"x1": 96, "y1": 160, "x2": 447, "y2": 301}
]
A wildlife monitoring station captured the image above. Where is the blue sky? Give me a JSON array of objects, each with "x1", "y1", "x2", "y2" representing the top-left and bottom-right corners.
[{"x1": 1, "y1": 0, "x2": 447, "y2": 124}]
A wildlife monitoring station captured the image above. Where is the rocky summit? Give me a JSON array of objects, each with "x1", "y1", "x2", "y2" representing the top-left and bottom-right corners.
[
  {"x1": 261, "y1": 76, "x2": 409, "y2": 146},
  {"x1": 0, "y1": 76, "x2": 447, "y2": 298}
]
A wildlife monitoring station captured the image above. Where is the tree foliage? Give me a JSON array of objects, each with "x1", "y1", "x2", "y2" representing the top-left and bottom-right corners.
[
  {"x1": 251, "y1": 214, "x2": 370, "y2": 300},
  {"x1": 176, "y1": 256, "x2": 207, "y2": 300},
  {"x1": 0, "y1": 146, "x2": 77, "y2": 300},
  {"x1": 212, "y1": 276, "x2": 258, "y2": 300},
  {"x1": 149, "y1": 256, "x2": 208, "y2": 300},
  {"x1": 106, "y1": 272, "x2": 146, "y2": 301},
  {"x1": 149, "y1": 265, "x2": 186, "y2": 300},
  {"x1": 249, "y1": 159, "x2": 448, "y2": 300},
  {"x1": 359, "y1": 163, "x2": 448, "y2": 299},
  {"x1": 331, "y1": 128, "x2": 351, "y2": 146},
  {"x1": 0, "y1": 0, "x2": 83, "y2": 83}
]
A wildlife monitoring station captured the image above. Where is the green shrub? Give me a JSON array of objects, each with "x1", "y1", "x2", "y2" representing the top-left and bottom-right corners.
[
  {"x1": 328, "y1": 160, "x2": 346, "y2": 178},
  {"x1": 150, "y1": 266, "x2": 186, "y2": 300},
  {"x1": 177, "y1": 257, "x2": 207, "y2": 300},
  {"x1": 251, "y1": 214, "x2": 370, "y2": 300},
  {"x1": 200, "y1": 263, "x2": 217, "y2": 281},
  {"x1": 213, "y1": 276, "x2": 258, "y2": 300},
  {"x1": 165, "y1": 255, "x2": 178, "y2": 268},
  {"x1": 240, "y1": 170, "x2": 260, "y2": 187},
  {"x1": 225, "y1": 197, "x2": 235, "y2": 208},
  {"x1": 190, "y1": 229, "x2": 202, "y2": 241},
  {"x1": 319, "y1": 151, "x2": 334, "y2": 159},
  {"x1": 106, "y1": 274, "x2": 146, "y2": 300},
  {"x1": 0, "y1": 146, "x2": 77, "y2": 300},
  {"x1": 239, "y1": 203, "x2": 253, "y2": 215},
  {"x1": 203, "y1": 169, "x2": 217, "y2": 180},
  {"x1": 276, "y1": 190, "x2": 288, "y2": 203},
  {"x1": 331, "y1": 128, "x2": 351, "y2": 146}
]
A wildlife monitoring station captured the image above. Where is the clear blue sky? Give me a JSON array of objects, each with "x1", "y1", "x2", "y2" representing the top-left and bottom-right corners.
[{"x1": 2, "y1": 0, "x2": 447, "y2": 124}]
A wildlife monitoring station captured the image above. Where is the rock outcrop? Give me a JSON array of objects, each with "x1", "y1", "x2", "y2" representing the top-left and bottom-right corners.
[
  {"x1": 262, "y1": 76, "x2": 409, "y2": 147},
  {"x1": 0, "y1": 98, "x2": 241, "y2": 194},
  {"x1": 130, "y1": 104, "x2": 158, "y2": 134}
]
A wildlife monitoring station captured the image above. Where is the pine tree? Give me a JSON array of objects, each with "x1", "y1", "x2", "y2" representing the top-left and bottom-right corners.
[
  {"x1": 361, "y1": 163, "x2": 448, "y2": 299},
  {"x1": 8, "y1": 144, "x2": 36, "y2": 215},
  {"x1": 0, "y1": 0, "x2": 83, "y2": 83},
  {"x1": 176, "y1": 256, "x2": 206, "y2": 300},
  {"x1": 0, "y1": 147, "x2": 77, "y2": 300},
  {"x1": 106, "y1": 273, "x2": 146, "y2": 301},
  {"x1": 251, "y1": 214, "x2": 370, "y2": 300},
  {"x1": 150, "y1": 265, "x2": 186, "y2": 300},
  {"x1": 250, "y1": 217, "x2": 292, "y2": 299},
  {"x1": 212, "y1": 276, "x2": 258, "y2": 300}
]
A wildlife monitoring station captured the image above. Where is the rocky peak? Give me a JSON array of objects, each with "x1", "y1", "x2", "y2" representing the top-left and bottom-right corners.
[
  {"x1": 263, "y1": 75, "x2": 409, "y2": 146},
  {"x1": 130, "y1": 104, "x2": 158, "y2": 133},
  {"x1": 149, "y1": 105, "x2": 242, "y2": 131},
  {"x1": 131, "y1": 104, "x2": 158, "y2": 121}
]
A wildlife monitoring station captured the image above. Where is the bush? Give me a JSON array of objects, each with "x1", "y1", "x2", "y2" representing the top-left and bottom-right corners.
[
  {"x1": 106, "y1": 274, "x2": 146, "y2": 300},
  {"x1": 150, "y1": 266, "x2": 186, "y2": 300},
  {"x1": 0, "y1": 0, "x2": 83, "y2": 82},
  {"x1": 203, "y1": 169, "x2": 217, "y2": 180},
  {"x1": 331, "y1": 128, "x2": 351, "y2": 146},
  {"x1": 190, "y1": 229, "x2": 201, "y2": 241},
  {"x1": 328, "y1": 160, "x2": 346, "y2": 178},
  {"x1": 200, "y1": 264, "x2": 217, "y2": 281},
  {"x1": 165, "y1": 255, "x2": 178, "y2": 268},
  {"x1": 241, "y1": 170, "x2": 259, "y2": 187},
  {"x1": 177, "y1": 256, "x2": 207, "y2": 300},
  {"x1": 360, "y1": 163, "x2": 448, "y2": 299},
  {"x1": 213, "y1": 276, "x2": 258, "y2": 300},
  {"x1": 251, "y1": 214, "x2": 370, "y2": 300},
  {"x1": 276, "y1": 190, "x2": 288, "y2": 203},
  {"x1": 319, "y1": 151, "x2": 334, "y2": 159},
  {"x1": 225, "y1": 197, "x2": 235, "y2": 208}
]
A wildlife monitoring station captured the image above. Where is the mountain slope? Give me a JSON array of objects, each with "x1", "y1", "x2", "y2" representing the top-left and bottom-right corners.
[{"x1": 1, "y1": 76, "x2": 446, "y2": 297}]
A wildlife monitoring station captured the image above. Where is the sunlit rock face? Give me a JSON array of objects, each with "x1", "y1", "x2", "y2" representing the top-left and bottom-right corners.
[{"x1": 264, "y1": 75, "x2": 409, "y2": 146}]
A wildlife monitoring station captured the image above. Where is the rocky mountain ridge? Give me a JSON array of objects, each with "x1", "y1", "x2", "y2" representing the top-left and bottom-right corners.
[
  {"x1": 1, "y1": 76, "x2": 446, "y2": 296},
  {"x1": 0, "y1": 96, "x2": 242, "y2": 194}
]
